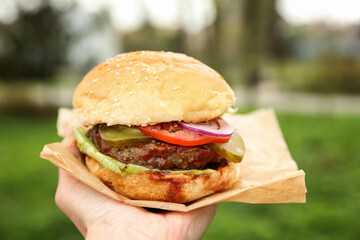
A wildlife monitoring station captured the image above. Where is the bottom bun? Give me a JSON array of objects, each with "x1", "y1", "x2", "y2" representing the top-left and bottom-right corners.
[{"x1": 85, "y1": 156, "x2": 239, "y2": 203}]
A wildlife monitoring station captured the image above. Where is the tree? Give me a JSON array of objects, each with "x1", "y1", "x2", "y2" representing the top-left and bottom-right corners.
[
  {"x1": 0, "y1": 5, "x2": 69, "y2": 81},
  {"x1": 239, "y1": 0, "x2": 276, "y2": 88}
]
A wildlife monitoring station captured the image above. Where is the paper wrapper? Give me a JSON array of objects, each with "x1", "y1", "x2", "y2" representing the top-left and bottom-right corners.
[{"x1": 40, "y1": 108, "x2": 306, "y2": 212}]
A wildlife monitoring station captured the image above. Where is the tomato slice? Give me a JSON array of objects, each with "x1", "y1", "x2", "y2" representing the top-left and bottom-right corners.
[{"x1": 137, "y1": 123, "x2": 231, "y2": 146}]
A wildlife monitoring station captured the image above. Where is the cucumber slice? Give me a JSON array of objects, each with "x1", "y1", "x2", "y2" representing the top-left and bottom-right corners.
[
  {"x1": 98, "y1": 124, "x2": 153, "y2": 145},
  {"x1": 208, "y1": 130, "x2": 245, "y2": 163},
  {"x1": 73, "y1": 128, "x2": 215, "y2": 175}
]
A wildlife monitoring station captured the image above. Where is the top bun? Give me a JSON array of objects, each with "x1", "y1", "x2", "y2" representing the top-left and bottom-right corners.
[{"x1": 73, "y1": 51, "x2": 235, "y2": 126}]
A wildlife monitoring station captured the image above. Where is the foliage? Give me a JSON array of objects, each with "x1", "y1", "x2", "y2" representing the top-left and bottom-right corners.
[
  {"x1": 277, "y1": 57, "x2": 360, "y2": 94},
  {"x1": 309, "y1": 55, "x2": 360, "y2": 94},
  {"x1": 0, "y1": 5, "x2": 68, "y2": 81},
  {"x1": 0, "y1": 111, "x2": 359, "y2": 239}
]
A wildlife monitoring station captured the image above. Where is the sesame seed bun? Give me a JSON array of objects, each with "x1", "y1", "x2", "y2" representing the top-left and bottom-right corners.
[
  {"x1": 73, "y1": 51, "x2": 235, "y2": 126},
  {"x1": 72, "y1": 51, "x2": 240, "y2": 203}
]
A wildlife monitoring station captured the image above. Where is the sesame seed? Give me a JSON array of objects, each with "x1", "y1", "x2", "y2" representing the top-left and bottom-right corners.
[
  {"x1": 107, "y1": 68, "x2": 111, "y2": 71},
  {"x1": 138, "y1": 83, "x2": 143, "y2": 86},
  {"x1": 116, "y1": 64, "x2": 120, "y2": 67},
  {"x1": 92, "y1": 78, "x2": 98, "y2": 82},
  {"x1": 154, "y1": 76, "x2": 159, "y2": 80},
  {"x1": 129, "y1": 61, "x2": 132, "y2": 65},
  {"x1": 114, "y1": 98, "x2": 118, "y2": 102},
  {"x1": 129, "y1": 91, "x2": 133, "y2": 95},
  {"x1": 105, "y1": 112, "x2": 109, "y2": 115},
  {"x1": 135, "y1": 78, "x2": 139, "y2": 82},
  {"x1": 89, "y1": 90, "x2": 93, "y2": 94},
  {"x1": 125, "y1": 67, "x2": 130, "y2": 70},
  {"x1": 144, "y1": 76, "x2": 148, "y2": 80},
  {"x1": 131, "y1": 71, "x2": 136, "y2": 75},
  {"x1": 173, "y1": 87, "x2": 178, "y2": 90},
  {"x1": 116, "y1": 72, "x2": 119, "y2": 75},
  {"x1": 141, "y1": 68, "x2": 146, "y2": 71},
  {"x1": 112, "y1": 104, "x2": 116, "y2": 107},
  {"x1": 120, "y1": 85, "x2": 124, "y2": 88}
]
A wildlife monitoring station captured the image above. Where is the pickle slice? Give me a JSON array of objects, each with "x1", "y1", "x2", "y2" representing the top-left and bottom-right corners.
[
  {"x1": 73, "y1": 128, "x2": 127, "y2": 176},
  {"x1": 98, "y1": 124, "x2": 153, "y2": 145},
  {"x1": 73, "y1": 128, "x2": 215, "y2": 176},
  {"x1": 208, "y1": 130, "x2": 245, "y2": 163}
]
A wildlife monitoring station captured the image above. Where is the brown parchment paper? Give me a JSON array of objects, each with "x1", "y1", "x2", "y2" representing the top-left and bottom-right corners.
[{"x1": 40, "y1": 108, "x2": 306, "y2": 212}]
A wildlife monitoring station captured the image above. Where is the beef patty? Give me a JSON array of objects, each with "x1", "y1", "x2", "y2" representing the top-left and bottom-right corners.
[{"x1": 86, "y1": 126, "x2": 227, "y2": 170}]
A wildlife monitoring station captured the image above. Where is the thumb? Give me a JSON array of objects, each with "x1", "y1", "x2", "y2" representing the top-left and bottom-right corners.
[{"x1": 61, "y1": 127, "x2": 82, "y2": 160}]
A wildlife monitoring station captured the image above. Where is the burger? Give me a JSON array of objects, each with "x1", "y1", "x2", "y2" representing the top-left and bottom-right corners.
[{"x1": 72, "y1": 51, "x2": 245, "y2": 203}]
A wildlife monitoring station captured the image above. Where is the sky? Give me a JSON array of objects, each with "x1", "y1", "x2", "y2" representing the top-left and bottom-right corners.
[
  {"x1": 1, "y1": 0, "x2": 360, "y2": 28},
  {"x1": 0, "y1": 0, "x2": 216, "y2": 34},
  {"x1": 1, "y1": 0, "x2": 359, "y2": 69},
  {"x1": 277, "y1": 0, "x2": 360, "y2": 26}
]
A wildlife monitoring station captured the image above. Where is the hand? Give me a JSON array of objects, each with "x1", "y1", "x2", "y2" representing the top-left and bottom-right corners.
[{"x1": 56, "y1": 130, "x2": 217, "y2": 240}]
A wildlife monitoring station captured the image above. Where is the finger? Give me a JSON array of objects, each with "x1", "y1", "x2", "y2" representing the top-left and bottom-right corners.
[
  {"x1": 56, "y1": 169, "x2": 89, "y2": 237},
  {"x1": 166, "y1": 204, "x2": 218, "y2": 240},
  {"x1": 56, "y1": 169, "x2": 145, "y2": 234},
  {"x1": 187, "y1": 204, "x2": 218, "y2": 240},
  {"x1": 56, "y1": 169, "x2": 117, "y2": 236},
  {"x1": 189, "y1": 204, "x2": 218, "y2": 219}
]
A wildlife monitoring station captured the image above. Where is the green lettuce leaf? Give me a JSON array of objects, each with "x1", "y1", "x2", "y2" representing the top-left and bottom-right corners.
[{"x1": 73, "y1": 128, "x2": 215, "y2": 176}]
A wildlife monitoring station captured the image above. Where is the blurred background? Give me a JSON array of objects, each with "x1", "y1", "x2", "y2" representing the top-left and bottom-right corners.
[{"x1": 0, "y1": 0, "x2": 359, "y2": 239}]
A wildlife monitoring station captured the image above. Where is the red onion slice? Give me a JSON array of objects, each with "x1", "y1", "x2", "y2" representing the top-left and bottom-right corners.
[{"x1": 178, "y1": 118, "x2": 234, "y2": 137}]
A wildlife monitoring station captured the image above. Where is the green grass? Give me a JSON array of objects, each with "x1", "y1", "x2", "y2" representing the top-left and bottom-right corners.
[
  {"x1": 0, "y1": 111, "x2": 359, "y2": 239},
  {"x1": 0, "y1": 112, "x2": 81, "y2": 240},
  {"x1": 204, "y1": 113, "x2": 360, "y2": 240}
]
